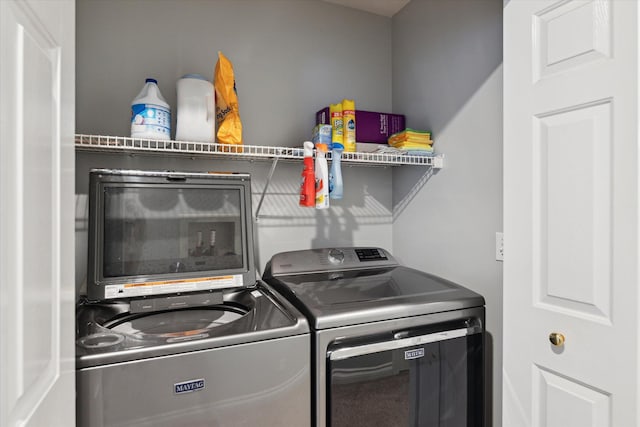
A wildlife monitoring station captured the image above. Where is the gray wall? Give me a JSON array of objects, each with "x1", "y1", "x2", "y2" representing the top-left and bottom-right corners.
[
  {"x1": 76, "y1": 0, "x2": 392, "y2": 144},
  {"x1": 74, "y1": 153, "x2": 393, "y2": 283},
  {"x1": 391, "y1": 1, "x2": 503, "y2": 425},
  {"x1": 75, "y1": 0, "x2": 395, "y2": 286}
]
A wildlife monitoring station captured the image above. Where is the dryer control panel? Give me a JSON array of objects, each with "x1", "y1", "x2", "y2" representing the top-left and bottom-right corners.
[
  {"x1": 265, "y1": 247, "x2": 398, "y2": 276},
  {"x1": 354, "y1": 248, "x2": 388, "y2": 261}
]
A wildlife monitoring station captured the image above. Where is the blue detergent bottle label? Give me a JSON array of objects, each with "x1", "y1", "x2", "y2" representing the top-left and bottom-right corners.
[{"x1": 131, "y1": 103, "x2": 171, "y2": 138}]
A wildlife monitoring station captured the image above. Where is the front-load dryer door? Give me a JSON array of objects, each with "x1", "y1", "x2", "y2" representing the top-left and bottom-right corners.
[{"x1": 326, "y1": 322, "x2": 483, "y2": 427}]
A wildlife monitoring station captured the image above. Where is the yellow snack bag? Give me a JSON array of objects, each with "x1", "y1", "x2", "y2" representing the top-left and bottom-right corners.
[{"x1": 215, "y1": 51, "x2": 242, "y2": 149}]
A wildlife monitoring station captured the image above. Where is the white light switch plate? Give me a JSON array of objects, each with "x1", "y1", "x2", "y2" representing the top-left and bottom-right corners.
[{"x1": 496, "y1": 232, "x2": 504, "y2": 261}]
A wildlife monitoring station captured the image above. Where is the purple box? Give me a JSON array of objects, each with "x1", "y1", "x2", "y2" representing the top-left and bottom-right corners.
[{"x1": 316, "y1": 107, "x2": 406, "y2": 144}]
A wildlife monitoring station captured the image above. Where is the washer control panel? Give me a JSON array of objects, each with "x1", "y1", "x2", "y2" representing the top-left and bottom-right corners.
[{"x1": 266, "y1": 247, "x2": 398, "y2": 276}]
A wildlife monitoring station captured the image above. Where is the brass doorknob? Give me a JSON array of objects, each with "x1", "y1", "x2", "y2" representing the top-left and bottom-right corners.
[{"x1": 549, "y1": 332, "x2": 565, "y2": 346}]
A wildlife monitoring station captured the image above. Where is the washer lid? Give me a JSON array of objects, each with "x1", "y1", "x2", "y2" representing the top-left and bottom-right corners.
[{"x1": 266, "y1": 265, "x2": 485, "y2": 330}]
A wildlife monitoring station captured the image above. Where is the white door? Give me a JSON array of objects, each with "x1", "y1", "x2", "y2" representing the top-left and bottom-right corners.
[
  {"x1": 0, "y1": 0, "x2": 75, "y2": 426},
  {"x1": 503, "y1": 1, "x2": 638, "y2": 426}
]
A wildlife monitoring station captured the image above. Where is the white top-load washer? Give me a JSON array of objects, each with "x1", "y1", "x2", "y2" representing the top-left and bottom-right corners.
[
  {"x1": 263, "y1": 247, "x2": 486, "y2": 427},
  {"x1": 76, "y1": 169, "x2": 311, "y2": 427}
]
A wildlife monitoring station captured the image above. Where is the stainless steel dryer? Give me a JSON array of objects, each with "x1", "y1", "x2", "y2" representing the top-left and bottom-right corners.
[
  {"x1": 76, "y1": 169, "x2": 310, "y2": 427},
  {"x1": 263, "y1": 247, "x2": 485, "y2": 427}
]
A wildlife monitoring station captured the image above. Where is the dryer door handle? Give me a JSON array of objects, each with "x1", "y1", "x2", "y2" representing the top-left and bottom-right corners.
[{"x1": 328, "y1": 326, "x2": 480, "y2": 361}]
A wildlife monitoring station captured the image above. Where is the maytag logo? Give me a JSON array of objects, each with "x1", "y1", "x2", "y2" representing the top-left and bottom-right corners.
[
  {"x1": 405, "y1": 348, "x2": 425, "y2": 360},
  {"x1": 174, "y1": 379, "x2": 205, "y2": 394}
]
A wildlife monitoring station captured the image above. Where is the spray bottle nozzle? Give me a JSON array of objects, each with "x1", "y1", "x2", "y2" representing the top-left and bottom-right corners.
[
  {"x1": 303, "y1": 141, "x2": 314, "y2": 157},
  {"x1": 315, "y1": 143, "x2": 328, "y2": 153}
]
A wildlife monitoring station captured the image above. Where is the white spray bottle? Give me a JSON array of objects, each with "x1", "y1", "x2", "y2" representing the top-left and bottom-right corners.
[
  {"x1": 329, "y1": 146, "x2": 343, "y2": 200},
  {"x1": 315, "y1": 143, "x2": 330, "y2": 209}
]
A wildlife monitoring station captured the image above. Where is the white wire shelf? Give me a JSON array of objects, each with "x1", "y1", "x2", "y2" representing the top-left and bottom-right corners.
[{"x1": 75, "y1": 134, "x2": 443, "y2": 168}]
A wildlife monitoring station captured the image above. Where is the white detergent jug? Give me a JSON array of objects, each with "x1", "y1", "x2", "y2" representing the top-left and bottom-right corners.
[
  {"x1": 175, "y1": 74, "x2": 215, "y2": 142},
  {"x1": 131, "y1": 78, "x2": 171, "y2": 140}
]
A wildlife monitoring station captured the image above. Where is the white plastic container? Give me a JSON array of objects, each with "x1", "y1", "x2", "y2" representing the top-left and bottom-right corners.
[
  {"x1": 175, "y1": 74, "x2": 215, "y2": 142},
  {"x1": 131, "y1": 78, "x2": 171, "y2": 140}
]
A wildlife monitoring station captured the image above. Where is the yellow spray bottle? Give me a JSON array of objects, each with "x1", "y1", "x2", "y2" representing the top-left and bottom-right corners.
[
  {"x1": 342, "y1": 99, "x2": 356, "y2": 152},
  {"x1": 330, "y1": 103, "x2": 343, "y2": 150}
]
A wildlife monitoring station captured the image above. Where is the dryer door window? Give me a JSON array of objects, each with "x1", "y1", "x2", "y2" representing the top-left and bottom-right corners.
[{"x1": 327, "y1": 327, "x2": 483, "y2": 427}]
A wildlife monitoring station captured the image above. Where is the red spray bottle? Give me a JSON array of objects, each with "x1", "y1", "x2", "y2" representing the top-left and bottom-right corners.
[{"x1": 299, "y1": 141, "x2": 315, "y2": 207}]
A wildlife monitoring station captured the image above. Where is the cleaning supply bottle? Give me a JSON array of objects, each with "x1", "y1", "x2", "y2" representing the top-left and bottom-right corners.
[
  {"x1": 314, "y1": 143, "x2": 330, "y2": 209},
  {"x1": 300, "y1": 141, "x2": 316, "y2": 207},
  {"x1": 175, "y1": 74, "x2": 215, "y2": 142},
  {"x1": 342, "y1": 99, "x2": 356, "y2": 152},
  {"x1": 330, "y1": 103, "x2": 343, "y2": 150},
  {"x1": 131, "y1": 78, "x2": 171, "y2": 140},
  {"x1": 329, "y1": 146, "x2": 343, "y2": 200}
]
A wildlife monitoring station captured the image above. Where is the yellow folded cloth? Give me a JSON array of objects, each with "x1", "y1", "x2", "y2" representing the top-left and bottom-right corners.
[{"x1": 388, "y1": 128, "x2": 433, "y2": 146}]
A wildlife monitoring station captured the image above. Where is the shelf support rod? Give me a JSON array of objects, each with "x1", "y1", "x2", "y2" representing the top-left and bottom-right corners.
[{"x1": 254, "y1": 156, "x2": 280, "y2": 221}]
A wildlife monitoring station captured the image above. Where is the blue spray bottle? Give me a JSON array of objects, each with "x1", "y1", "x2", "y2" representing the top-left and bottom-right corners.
[{"x1": 329, "y1": 145, "x2": 343, "y2": 200}]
